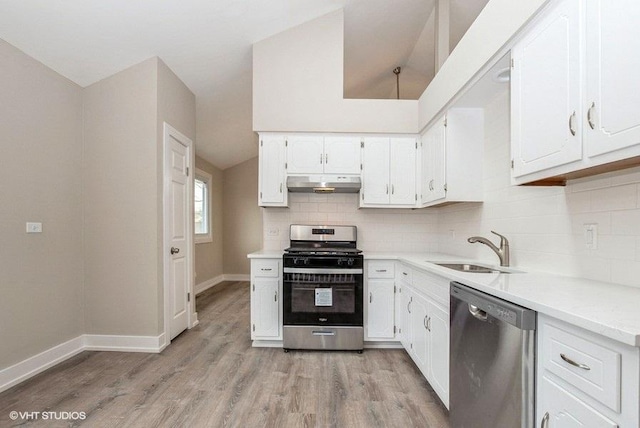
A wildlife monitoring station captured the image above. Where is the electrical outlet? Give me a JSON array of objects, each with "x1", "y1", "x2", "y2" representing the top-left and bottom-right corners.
[
  {"x1": 267, "y1": 227, "x2": 279, "y2": 237},
  {"x1": 584, "y1": 223, "x2": 598, "y2": 250},
  {"x1": 26, "y1": 222, "x2": 43, "y2": 233},
  {"x1": 449, "y1": 229, "x2": 456, "y2": 240}
]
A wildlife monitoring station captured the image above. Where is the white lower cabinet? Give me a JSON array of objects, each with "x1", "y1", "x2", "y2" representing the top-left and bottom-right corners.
[
  {"x1": 250, "y1": 258, "x2": 282, "y2": 341},
  {"x1": 365, "y1": 261, "x2": 396, "y2": 341},
  {"x1": 398, "y1": 266, "x2": 450, "y2": 409},
  {"x1": 537, "y1": 314, "x2": 640, "y2": 427}
]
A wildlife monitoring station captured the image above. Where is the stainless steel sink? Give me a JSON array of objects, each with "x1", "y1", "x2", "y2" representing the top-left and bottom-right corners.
[{"x1": 433, "y1": 263, "x2": 498, "y2": 273}]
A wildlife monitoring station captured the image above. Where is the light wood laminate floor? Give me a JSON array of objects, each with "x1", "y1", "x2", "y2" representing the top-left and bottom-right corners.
[{"x1": 0, "y1": 281, "x2": 450, "y2": 427}]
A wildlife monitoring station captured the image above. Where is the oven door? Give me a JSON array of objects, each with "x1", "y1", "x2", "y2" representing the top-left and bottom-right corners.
[{"x1": 283, "y1": 267, "x2": 363, "y2": 326}]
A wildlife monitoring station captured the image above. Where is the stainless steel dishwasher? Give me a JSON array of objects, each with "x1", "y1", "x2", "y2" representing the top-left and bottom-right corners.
[{"x1": 450, "y1": 282, "x2": 536, "y2": 428}]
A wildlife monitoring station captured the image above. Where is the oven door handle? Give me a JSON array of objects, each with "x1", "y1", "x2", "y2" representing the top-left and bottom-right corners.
[{"x1": 284, "y1": 268, "x2": 363, "y2": 274}]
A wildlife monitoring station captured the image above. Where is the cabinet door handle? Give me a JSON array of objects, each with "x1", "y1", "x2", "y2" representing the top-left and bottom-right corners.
[
  {"x1": 424, "y1": 315, "x2": 428, "y2": 330},
  {"x1": 279, "y1": 183, "x2": 282, "y2": 193},
  {"x1": 408, "y1": 297, "x2": 412, "y2": 314},
  {"x1": 587, "y1": 102, "x2": 596, "y2": 130},
  {"x1": 325, "y1": 153, "x2": 328, "y2": 164},
  {"x1": 541, "y1": 412, "x2": 549, "y2": 428},
  {"x1": 386, "y1": 184, "x2": 389, "y2": 194},
  {"x1": 560, "y1": 353, "x2": 590, "y2": 370},
  {"x1": 429, "y1": 179, "x2": 434, "y2": 191},
  {"x1": 369, "y1": 292, "x2": 373, "y2": 303},
  {"x1": 569, "y1": 111, "x2": 577, "y2": 136},
  {"x1": 274, "y1": 291, "x2": 278, "y2": 302},
  {"x1": 320, "y1": 153, "x2": 323, "y2": 164},
  {"x1": 427, "y1": 316, "x2": 431, "y2": 331},
  {"x1": 391, "y1": 184, "x2": 395, "y2": 195}
]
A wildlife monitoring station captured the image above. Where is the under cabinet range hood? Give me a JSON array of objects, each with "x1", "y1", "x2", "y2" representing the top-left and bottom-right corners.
[{"x1": 286, "y1": 175, "x2": 361, "y2": 193}]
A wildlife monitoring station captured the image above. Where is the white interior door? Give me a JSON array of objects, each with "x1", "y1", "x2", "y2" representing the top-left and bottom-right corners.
[{"x1": 164, "y1": 123, "x2": 193, "y2": 341}]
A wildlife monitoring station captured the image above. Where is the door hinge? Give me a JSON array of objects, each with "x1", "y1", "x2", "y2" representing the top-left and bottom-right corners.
[
  {"x1": 361, "y1": 141, "x2": 364, "y2": 148},
  {"x1": 260, "y1": 192, "x2": 262, "y2": 199},
  {"x1": 186, "y1": 167, "x2": 189, "y2": 177},
  {"x1": 360, "y1": 163, "x2": 363, "y2": 171},
  {"x1": 187, "y1": 292, "x2": 191, "y2": 302},
  {"x1": 410, "y1": 343, "x2": 413, "y2": 349},
  {"x1": 285, "y1": 139, "x2": 288, "y2": 147},
  {"x1": 394, "y1": 325, "x2": 397, "y2": 334},
  {"x1": 252, "y1": 283, "x2": 255, "y2": 291},
  {"x1": 511, "y1": 159, "x2": 514, "y2": 169},
  {"x1": 362, "y1": 192, "x2": 364, "y2": 200},
  {"x1": 285, "y1": 162, "x2": 288, "y2": 169},
  {"x1": 252, "y1": 324, "x2": 255, "y2": 332},
  {"x1": 260, "y1": 140, "x2": 263, "y2": 147},
  {"x1": 511, "y1": 58, "x2": 514, "y2": 68},
  {"x1": 394, "y1": 285, "x2": 397, "y2": 293},
  {"x1": 444, "y1": 183, "x2": 447, "y2": 192},
  {"x1": 415, "y1": 141, "x2": 418, "y2": 149},
  {"x1": 415, "y1": 194, "x2": 417, "y2": 201}
]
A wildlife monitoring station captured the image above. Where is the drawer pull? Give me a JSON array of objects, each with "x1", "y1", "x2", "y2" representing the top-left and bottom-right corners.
[
  {"x1": 376, "y1": 269, "x2": 387, "y2": 273},
  {"x1": 560, "y1": 353, "x2": 591, "y2": 371},
  {"x1": 402, "y1": 272, "x2": 408, "y2": 276},
  {"x1": 261, "y1": 268, "x2": 272, "y2": 271}
]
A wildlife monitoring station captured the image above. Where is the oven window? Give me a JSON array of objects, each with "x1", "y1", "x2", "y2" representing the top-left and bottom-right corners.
[{"x1": 288, "y1": 273, "x2": 356, "y2": 315}]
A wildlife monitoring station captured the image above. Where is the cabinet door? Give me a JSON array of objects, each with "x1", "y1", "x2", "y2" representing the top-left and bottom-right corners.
[
  {"x1": 399, "y1": 287, "x2": 412, "y2": 350},
  {"x1": 428, "y1": 301, "x2": 449, "y2": 408},
  {"x1": 409, "y1": 292, "x2": 429, "y2": 376},
  {"x1": 366, "y1": 279, "x2": 395, "y2": 340},
  {"x1": 537, "y1": 375, "x2": 617, "y2": 428},
  {"x1": 420, "y1": 118, "x2": 446, "y2": 204},
  {"x1": 323, "y1": 136, "x2": 361, "y2": 174},
  {"x1": 259, "y1": 135, "x2": 287, "y2": 206},
  {"x1": 389, "y1": 137, "x2": 417, "y2": 205},
  {"x1": 511, "y1": 0, "x2": 583, "y2": 177},
  {"x1": 585, "y1": 0, "x2": 640, "y2": 157},
  {"x1": 251, "y1": 279, "x2": 280, "y2": 339},
  {"x1": 362, "y1": 137, "x2": 390, "y2": 205},
  {"x1": 287, "y1": 135, "x2": 324, "y2": 174}
]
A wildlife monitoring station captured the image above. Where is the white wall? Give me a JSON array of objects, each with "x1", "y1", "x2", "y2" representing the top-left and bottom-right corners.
[
  {"x1": 437, "y1": 89, "x2": 640, "y2": 288},
  {"x1": 0, "y1": 39, "x2": 84, "y2": 369},
  {"x1": 253, "y1": 10, "x2": 418, "y2": 134},
  {"x1": 262, "y1": 193, "x2": 438, "y2": 253},
  {"x1": 418, "y1": 0, "x2": 548, "y2": 130}
]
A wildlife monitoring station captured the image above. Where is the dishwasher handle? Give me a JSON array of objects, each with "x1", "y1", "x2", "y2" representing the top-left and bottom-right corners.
[{"x1": 468, "y1": 304, "x2": 488, "y2": 321}]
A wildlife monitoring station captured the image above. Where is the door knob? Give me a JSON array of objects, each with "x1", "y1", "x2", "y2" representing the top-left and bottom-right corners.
[{"x1": 170, "y1": 247, "x2": 180, "y2": 255}]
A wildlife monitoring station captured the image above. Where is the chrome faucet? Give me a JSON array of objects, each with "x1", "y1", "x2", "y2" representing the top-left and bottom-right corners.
[{"x1": 467, "y1": 231, "x2": 510, "y2": 267}]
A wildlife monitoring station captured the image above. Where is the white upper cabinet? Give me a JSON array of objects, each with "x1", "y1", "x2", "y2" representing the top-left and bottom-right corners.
[
  {"x1": 511, "y1": 0, "x2": 640, "y2": 184},
  {"x1": 585, "y1": 0, "x2": 640, "y2": 158},
  {"x1": 511, "y1": 0, "x2": 583, "y2": 178},
  {"x1": 361, "y1": 136, "x2": 417, "y2": 207},
  {"x1": 420, "y1": 109, "x2": 483, "y2": 207},
  {"x1": 286, "y1": 135, "x2": 324, "y2": 174},
  {"x1": 258, "y1": 134, "x2": 287, "y2": 207},
  {"x1": 287, "y1": 135, "x2": 361, "y2": 175},
  {"x1": 323, "y1": 136, "x2": 362, "y2": 174}
]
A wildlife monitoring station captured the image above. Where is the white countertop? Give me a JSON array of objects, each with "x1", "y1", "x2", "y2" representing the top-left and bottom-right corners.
[{"x1": 248, "y1": 249, "x2": 640, "y2": 347}]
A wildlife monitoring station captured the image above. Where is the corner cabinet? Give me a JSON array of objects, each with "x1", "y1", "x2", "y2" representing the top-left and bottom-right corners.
[
  {"x1": 419, "y1": 109, "x2": 483, "y2": 207},
  {"x1": 536, "y1": 314, "x2": 640, "y2": 427},
  {"x1": 361, "y1": 137, "x2": 417, "y2": 208},
  {"x1": 258, "y1": 134, "x2": 287, "y2": 207},
  {"x1": 511, "y1": 0, "x2": 640, "y2": 184},
  {"x1": 250, "y1": 258, "x2": 283, "y2": 341}
]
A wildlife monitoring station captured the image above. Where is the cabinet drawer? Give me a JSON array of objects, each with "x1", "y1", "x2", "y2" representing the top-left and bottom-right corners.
[
  {"x1": 252, "y1": 260, "x2": 280, "y2": 277},
  {"x1": 413, "y1": 270, "x2": 449, "y2": 308},
  {"x1": 367, "y1": 261, "x2": 395, "y2": 278},
  {"x1": 540, "y1": 320, "x2": 621, "y2": 412},
  {"x1": 398, "y1": 264, "x2": 413, "y2": 285}
]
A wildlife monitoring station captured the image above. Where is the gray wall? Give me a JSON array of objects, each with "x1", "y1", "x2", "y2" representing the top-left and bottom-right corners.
[
  {"x1": 194, "y1": 156, "x2": 224, "y2": 284},
  {"x1": 223, "y1": 157, "x2": 262, "y2": 275},
  {"x1": 0, "y1": 39, "x2": 84, "y2": 368}
]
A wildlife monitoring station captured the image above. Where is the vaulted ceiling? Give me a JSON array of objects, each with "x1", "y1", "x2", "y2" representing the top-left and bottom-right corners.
[{"x1": 0, "y1": 0, "x2": 487, "y2": 170}]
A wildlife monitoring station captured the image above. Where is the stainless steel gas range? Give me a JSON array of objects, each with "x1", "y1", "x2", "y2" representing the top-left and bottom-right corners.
[{"x1": 282, "y1": 225, "x2": 364, "y2": 352}]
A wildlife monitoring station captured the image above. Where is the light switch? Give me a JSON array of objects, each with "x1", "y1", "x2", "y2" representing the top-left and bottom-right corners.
[{"x1": 26, "y1": 222, "x2": 43, "y2": 233}]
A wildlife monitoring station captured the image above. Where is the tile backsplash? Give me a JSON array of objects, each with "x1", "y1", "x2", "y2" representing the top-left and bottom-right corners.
[
  {"x1": 262, "y1": 89, "x2": 640, "y2": 287},
  {"x1": 262, "y1": 193, "x2": 438, "y2": 253}
]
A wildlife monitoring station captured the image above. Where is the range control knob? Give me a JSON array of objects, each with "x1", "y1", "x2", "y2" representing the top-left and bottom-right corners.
[{"x1": 347, "y1": 258, "x2": 354, "y2": 266}]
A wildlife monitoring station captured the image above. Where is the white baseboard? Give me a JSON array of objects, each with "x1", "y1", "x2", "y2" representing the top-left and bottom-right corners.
[
  {"x1": 0, "y1": 333, "x2": 167, "y2": 393},
  {"x1": 195, "y1": 274, "x2": 250, "y2": 295},
  {"x1": 0, "y1": 336, "x2": 84, "y2": 393},
  {"x1": 83, "y1": 333, "x2": 166, "y2": 353},
  {"x1": 364, "y1": 341, "x2": 403, "y2": 349}
]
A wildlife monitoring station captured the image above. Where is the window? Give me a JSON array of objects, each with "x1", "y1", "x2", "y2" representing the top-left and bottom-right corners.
[{"x1": 194, "y1": 168, "x2": 212, "y2": 244}]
